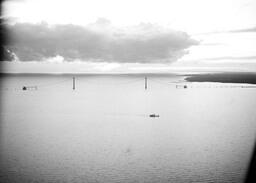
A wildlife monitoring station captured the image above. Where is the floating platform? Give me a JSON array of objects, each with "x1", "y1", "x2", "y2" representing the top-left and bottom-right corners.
[
  {"x1": 149, "y1": 114, "x2": 160, "y2": 118},
  {"x1": 22, "y1": 86, "x2": 38, "y2": 90},
  {"x1": 176, "y1": 84, "x2": 188, "y2": 89}
]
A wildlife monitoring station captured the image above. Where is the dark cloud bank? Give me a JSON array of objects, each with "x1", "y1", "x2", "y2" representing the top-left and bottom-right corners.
[
  {"x1": 3, "y1": 21, "x2": 198, "y2": 63},
  {"x1": 199, "y1": 56, "x2": 256, "y2": 61},
  {"x1": 196, "y1": 26, "x2": 256, "y2": 35},
  {"x1": 227, "y1": 27, "x2": 256, "y2": 33}
]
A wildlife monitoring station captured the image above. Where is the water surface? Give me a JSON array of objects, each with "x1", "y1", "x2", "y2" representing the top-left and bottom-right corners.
[{"x1": 0, "y1": 74, "x2": 256, "y2": 183}]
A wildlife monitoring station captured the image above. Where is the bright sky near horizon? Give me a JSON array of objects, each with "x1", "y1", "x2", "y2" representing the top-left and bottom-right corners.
[{"x1": 2, "y1": 0, "x2": 256, "y2": 73}]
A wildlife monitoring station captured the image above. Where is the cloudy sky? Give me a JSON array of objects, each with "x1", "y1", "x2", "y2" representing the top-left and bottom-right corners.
[{"x1": 2, "y1": 0, "x2": 256, "y2": 73}]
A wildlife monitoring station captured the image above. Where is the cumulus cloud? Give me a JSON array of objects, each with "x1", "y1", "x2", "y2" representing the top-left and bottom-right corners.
[{"x1": 5, "y1": 19, "x2": 198, "y2": 63}]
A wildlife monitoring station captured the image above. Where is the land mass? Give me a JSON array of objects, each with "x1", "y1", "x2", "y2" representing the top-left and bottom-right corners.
[{"x1": 185, "y1": 72, "x2": 256, "y2": 84}]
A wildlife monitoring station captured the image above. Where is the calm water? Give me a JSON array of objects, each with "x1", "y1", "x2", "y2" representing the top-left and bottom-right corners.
[{"x1": 0, "y1": 74, "x2": 256, "y2": 183}]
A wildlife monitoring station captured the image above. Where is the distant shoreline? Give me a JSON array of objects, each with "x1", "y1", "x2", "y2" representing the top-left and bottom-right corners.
[
  {"x1": 185, "y1": 72, "x2": 256, "y2": 84},
  {"x1": 0, "y1": 72, "x2": 185, "y2": 77},
  {"x1": 1, "y1": 72, "x2": 256, "y2": 84}
]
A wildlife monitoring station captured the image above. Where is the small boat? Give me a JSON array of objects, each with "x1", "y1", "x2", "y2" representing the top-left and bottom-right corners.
[{"x1": 149, "y1": 114, "x2": 160, "y2": 118}]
